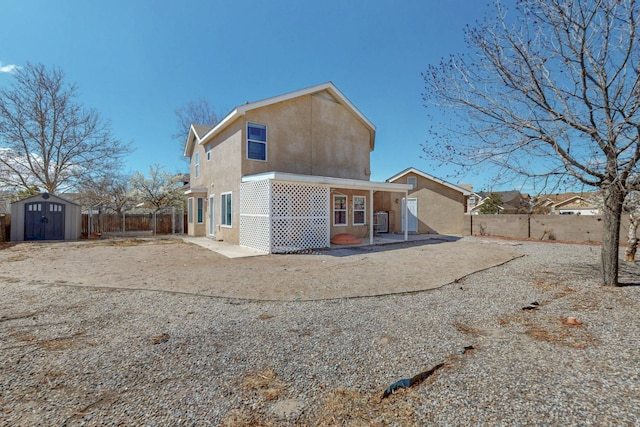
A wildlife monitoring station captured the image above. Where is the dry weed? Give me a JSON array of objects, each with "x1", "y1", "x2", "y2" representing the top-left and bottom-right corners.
[
  {"x1": 258, "y1": 313, "x2": 274, "y2": 320},
  {"x1": 454, "y1": 322, "x2": 482, "y2": 337},
  {"x1": 220, "y1": 409, "x2": 276, "y2": 427},
  {"x1": 524, "y1": 320, "x2": 595, "y2": 349},
  {"x1": 242, "y1": 368, "x2": 287, "y2": 401}
]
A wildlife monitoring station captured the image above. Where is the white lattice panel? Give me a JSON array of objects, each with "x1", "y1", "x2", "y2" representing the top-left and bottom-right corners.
[
  {"x1": 240, "y1": 179, "x2": 270, "y2": 215},
  {"x1": 271, "y1": 182, "x2": 329, "y2": 253},
  {"x1": 240, "y1": 180, "x2": 271, "y2": 252},
  {"x1": 240, "y1": 179, "x2": 330, "y2": 253}
]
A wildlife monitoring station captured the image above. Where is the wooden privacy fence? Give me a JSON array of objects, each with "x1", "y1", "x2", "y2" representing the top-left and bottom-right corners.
[{"x1": 82, "y1": 207, "x2": 187, "y2": 236}]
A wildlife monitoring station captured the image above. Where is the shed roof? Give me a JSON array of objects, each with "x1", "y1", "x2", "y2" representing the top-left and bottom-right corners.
[{"x1": 11, "y1": 192, "x2": 80, "y2": 206}]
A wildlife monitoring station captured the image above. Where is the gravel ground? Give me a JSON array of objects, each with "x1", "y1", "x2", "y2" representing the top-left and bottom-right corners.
[{"x1": 1, "y1": 237, "x2": 639, "y2": 426}]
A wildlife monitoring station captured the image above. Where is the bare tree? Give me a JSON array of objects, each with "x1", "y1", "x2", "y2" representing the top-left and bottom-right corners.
[
  {"x1": 422, "y1": 0, "x2": 640, "y2": 286},
  {"x1": 0, "y1": 63, "x2": 130, "y2": 194},
  {"x1": 78, "y1": 173, "x2": 133, "y2": 214},
  {"x1": 173, "y1": 98, "x2": 220, "y2": 154},
  {"x1": 130, "y1": 165, "x2": 185, "y2": 211}
]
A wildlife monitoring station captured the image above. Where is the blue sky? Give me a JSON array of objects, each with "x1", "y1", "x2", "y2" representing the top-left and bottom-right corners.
[{"x1": 0, "y1": 0, "x2": 492, "y2": 189}]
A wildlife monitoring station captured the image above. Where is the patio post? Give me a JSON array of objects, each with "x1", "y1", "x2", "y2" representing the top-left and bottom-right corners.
[{"x1": 404, "y1": 190, "x2": 408, "y2": 241}]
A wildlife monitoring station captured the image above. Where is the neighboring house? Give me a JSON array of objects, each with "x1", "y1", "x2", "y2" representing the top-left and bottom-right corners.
[
  {"x1": 468, "y1": 198, "x2": 505, "y2": 215},
  {"x1": 534, "y1": 192, "x2": 600, "y2": 215},
  {"x1": 384, "y1": 167, "x2": 471, "y2": 235},
  {"x1": 470, "y1": 190, "x2": 531, "y2": 214},
  {"x1": 183, "y1": 82, "x2": 412, "y2": 253},
  {"x1": 10, "y1": 193, "x2": 82, "y2": 241}
]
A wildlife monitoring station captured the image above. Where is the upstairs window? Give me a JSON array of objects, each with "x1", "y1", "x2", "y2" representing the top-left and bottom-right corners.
[
  {"x1": 206, "y1": 145, "x2": 212, "y2": 161},
  {"x1": 194, "y1": 152, "x2": 200, "y2": 178},
  {"x1": 407, "y1": 176, "x2": 417, "y2": 189},
  {"x1": 247, "y1": 122, "x2": 267, "y2": 161}
]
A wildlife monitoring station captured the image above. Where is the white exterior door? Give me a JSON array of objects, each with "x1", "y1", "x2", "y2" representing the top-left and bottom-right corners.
[
  {"x1": 402, "y1": 198, "x2": 418, "y2": 232},
  {"x1": 208, "y1": 195, "x2": 215, "y2": 237}
]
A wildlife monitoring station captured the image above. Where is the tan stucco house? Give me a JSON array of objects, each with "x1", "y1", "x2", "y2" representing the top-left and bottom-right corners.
[
  {"x1": 183, "y1": 82, "x2": 412, "y2": 253},
  {"x1": 383, "y1": 167, "x2": 470, "y2": 235}
]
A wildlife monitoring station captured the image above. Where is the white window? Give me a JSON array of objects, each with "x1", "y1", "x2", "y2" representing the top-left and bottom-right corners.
[
  {"x1": 247, "y1": 122, "x2": 267, "y2": 161},
  {"x1": 187, "y1": 197, "x2": 194, "y2": 223},
  {"x1": 221, "y1": 192, "x2": 232, "y2": 227},
  {"x1": 407, "y1": 176, "x2": 417, "y2": 189},
  {"x1": 197, "y1": 197, "x2": 204, "y2": 223},
  {"x1": 194, "y1": 152, "x2": 200, "y2": 178},
  {"x1": 333, "y1": 195, "x2": 347, "y2": 226},
  {"x1": 206, "y1": 145, "x2": 211, "y2": 161},
  {"x1": 353, "y1": 196, "x2": 366, "y2": 225}
]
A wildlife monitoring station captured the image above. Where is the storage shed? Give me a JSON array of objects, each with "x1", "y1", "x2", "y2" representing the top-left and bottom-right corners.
[{"x1": 10, "y1": 193, "x2": 82, "y2": 241}]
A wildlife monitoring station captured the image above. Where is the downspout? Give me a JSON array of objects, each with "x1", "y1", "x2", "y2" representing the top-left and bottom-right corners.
[{"x1": 369, "y1": 189, "x2": 374, "y2": 245}]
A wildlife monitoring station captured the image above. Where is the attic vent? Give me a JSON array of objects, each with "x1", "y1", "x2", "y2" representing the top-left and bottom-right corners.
[{"x1": 313, "y1": 91, "x2": 339, "y2": 104}]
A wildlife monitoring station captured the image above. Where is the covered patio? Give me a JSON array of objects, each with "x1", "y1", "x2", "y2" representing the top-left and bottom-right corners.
[{"x1": 240, "y1": 172, "x2": 413, "y2": 253}]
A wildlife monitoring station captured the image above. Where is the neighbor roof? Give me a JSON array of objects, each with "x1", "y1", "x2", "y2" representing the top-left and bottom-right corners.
[{"x1": 386, "y1": 167, "x2": 471, "y2": 195}]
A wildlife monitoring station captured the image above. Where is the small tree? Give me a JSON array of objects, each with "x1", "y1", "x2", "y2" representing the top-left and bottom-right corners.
[
  {"x1": 479, "y1": 193, "x2": 503, "y2": 214},
  {"x1": 173, "y1": 99, "x2": 220, "y2": 156},
  {"x1": 0, "y1": 63, "x2": 129, "y2": 193},
  {"x1": 78, "y1": 173, "x2": 132, "y2": 215},
  {"x1": 131, "y1": 165, "x2": 185, "y2": 211}
]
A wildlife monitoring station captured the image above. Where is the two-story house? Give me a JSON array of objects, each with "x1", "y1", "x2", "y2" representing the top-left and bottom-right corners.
[{"x1": 184, "y1": 82, "x2": 412, "y2": 253}]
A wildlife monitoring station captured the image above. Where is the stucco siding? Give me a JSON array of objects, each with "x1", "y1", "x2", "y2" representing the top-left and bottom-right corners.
[
  {"x1": 412, "y1": 176, "x2": 466, "y2": 235},
  {"x1": 310, "y1": 93, "x2": 371, "y2": 180},
  {"x1": 387, "y1": 172, "x2": 467, "y2": 235},
  {"x1": 241, "y1": 91, "x2": 371, "y2": 180},
  {"x1": 208, "y1": 120, "x2": 243, "y2": 244}
]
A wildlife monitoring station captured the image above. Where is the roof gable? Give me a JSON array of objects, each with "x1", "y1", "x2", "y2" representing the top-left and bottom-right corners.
[
  {"x1": 183, "y1": 124, "x2": 209, "y2": 157},
  {"x1": 196, "y1": 82, "x2": 376, "y2": 150},
  {"x1": 12, "y1": 192, "x2": 80, "y2": 206},
  {"x1": 386, "y1": 167, "x2": 471, "y2": 195}
]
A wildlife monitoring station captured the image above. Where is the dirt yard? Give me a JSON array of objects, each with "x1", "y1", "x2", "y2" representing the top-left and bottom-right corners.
[{"x1": 0, "y1": 237, "x2": 522, "y2": 300}]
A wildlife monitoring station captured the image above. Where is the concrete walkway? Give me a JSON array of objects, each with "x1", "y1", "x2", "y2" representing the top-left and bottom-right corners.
[
  {"x1": 182, "y1": 237, "x2": 266, "y2": 258},
  {"x1": 183, "y1": 233, "x2": 460, "y2": 258}
]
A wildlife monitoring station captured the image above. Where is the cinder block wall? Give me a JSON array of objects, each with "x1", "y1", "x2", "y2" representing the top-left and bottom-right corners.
[{"x1": 464, "y1": 214, "x2": 631, "y2": 243}]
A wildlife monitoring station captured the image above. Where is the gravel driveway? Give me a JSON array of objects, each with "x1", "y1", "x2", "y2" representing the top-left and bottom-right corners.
[{"x1": 1, "y1": 236, "x2": 638, "y2": 426}]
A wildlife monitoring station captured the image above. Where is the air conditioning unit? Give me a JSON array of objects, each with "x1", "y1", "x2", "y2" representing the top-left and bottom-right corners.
[{"x1": 374, "y1": 211, "x2": 388, "y2": 233}]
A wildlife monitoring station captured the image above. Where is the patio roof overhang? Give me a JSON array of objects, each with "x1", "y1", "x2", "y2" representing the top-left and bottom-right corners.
[
  {"x1": 242, "y1": 171, "x2": 413, "y2": 192},
  {"x1": 184, "y1": 187, "x2": 208, "y2": 195}
]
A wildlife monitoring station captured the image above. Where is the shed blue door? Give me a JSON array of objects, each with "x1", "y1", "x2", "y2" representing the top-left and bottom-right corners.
[{"x1": 24, "y1": 202, "x2": 65, "y2": 240}]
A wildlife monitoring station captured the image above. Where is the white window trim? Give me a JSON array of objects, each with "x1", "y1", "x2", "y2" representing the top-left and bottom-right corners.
[
  {"x1": 187, "y1": 197, "x2": 194, "y2": 224},
  {"x1": 194, "y1": 152, "x2": 200, "y2": 178},
  {"x1": 196, "y1": 197, "x2": 204, "y2": 224},
  {"x1": 206, "y1": 145, "x2": 211, "y2": 161},
  {"x1": 221, "y1": 192, "x2": 233, "y2": 228},
  {"x1": 247, "y1": 122, "x2": 268, "y2": 162},
  {"x1": 353, "y1": 195, "x2": 366, "y2": 226},
  {"x1": 333, "y1": 195, "x2": 347, "y2": 226}
]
